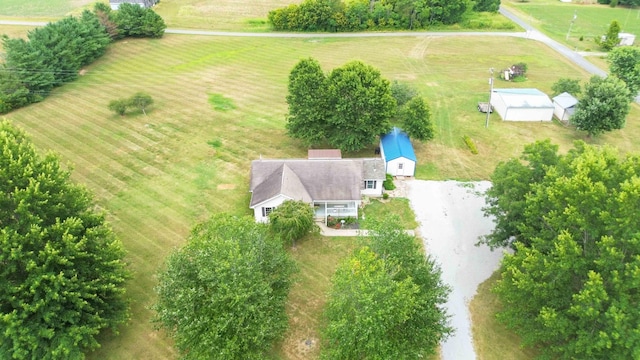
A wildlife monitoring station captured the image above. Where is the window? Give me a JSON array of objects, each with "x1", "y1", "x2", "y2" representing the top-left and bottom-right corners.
[
  {"x1": 262, "y1": 207, "x2": 274, "y2": 217},
  {"x1": 398, "y1": 163, "x2": 404, "y2": 170},
  {"x1": 365, "y1": 180, "x2": 376, "y2": 189}
]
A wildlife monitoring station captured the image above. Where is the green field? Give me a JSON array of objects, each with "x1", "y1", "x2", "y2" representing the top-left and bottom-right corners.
[
  {"x1": 0, "y1": 0, "x2": 96, "y2": 17},
  {"x1": 504, "y1": 0, "x2": 640, "y2": 51}
]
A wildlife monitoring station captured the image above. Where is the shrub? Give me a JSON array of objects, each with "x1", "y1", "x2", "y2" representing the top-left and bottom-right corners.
[
  {"x1": 383, "y1": 173, "x2": 396, "y2": 190},
  {"x1": 463, "y1": 135, "x2": 478, "y2": 154},
  {"x1": 382, "y1": 193, "x2": 390, "y2": 200}
]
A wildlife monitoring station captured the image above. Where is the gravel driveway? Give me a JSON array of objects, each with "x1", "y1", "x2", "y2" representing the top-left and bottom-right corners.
[{"x1": 406, "y1": 180, "x2": 505, "y2": 360}]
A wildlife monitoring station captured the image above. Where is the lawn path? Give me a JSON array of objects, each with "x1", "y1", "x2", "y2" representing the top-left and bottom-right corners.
[{"x1": 407, "y1": 180, "x2": 505, "y2": 360}]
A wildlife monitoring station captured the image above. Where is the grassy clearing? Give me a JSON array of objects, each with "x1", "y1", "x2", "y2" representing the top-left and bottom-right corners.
[
  {"x1": 0, "y1": 0, "x2": 96, "y2": 17},
  {"x1": 3, "y1": 31, "x2": 640, "y2": 359},
  {"x1": 207, "y1": 93, "x2": 236, "y2": 111},
  {"x1": 362, "y1": 198, "x2": 419, "y2": 230},
  {"x1": 470, "y1": 272, "x2": 539, "y2": 360},
  {"x1": 503, "y1": 0, "x2": 640, "y2": 51}
]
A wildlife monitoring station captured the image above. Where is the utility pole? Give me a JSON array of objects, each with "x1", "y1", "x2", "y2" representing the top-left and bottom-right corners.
[
  {"x1": 485, "y1": 67, "x2": 494, "y2": 129},
  {"x1": 566, "y1": 10, "x2": 577, "y2": 41}
]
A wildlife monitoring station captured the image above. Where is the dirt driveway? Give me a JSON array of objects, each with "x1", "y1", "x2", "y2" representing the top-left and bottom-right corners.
[{"x1": 406, "y1": 180, "x2": 505, "y2": 360}]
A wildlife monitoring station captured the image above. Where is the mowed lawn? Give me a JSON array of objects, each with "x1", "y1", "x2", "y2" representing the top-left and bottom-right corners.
[
  {"x1": 3, "y1": 28, "x2": 640, "y2": 360},
  {"x1": 503, "y1": 0, "x2": 640, "y2": 51}
]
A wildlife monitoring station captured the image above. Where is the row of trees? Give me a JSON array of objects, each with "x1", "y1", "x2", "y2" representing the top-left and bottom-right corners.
[
  {"x1": 482, "y1": 140, "x2": 640, "y2": 358},
  {"x1": 0, "y1": 121, "x2": 130, "y2": 359},
  {"x1": 322, "y1": 217, "x2": 452, "y2": 358},
  {"x1": 286, "y1": 58, "x2": 434, "y2": 152},
  {"x1": 269, "y1": 0, "x2": 499, "y2": 32},
  {"x1": 0, "y1": 4, "x2": 165, "y2": 114},
  {"x1": 597, "y1": 0, "x2": 640, "y2": 6}
]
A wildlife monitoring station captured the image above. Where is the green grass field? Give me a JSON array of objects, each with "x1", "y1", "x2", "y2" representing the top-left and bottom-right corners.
[
  {"x1": 0, "y1": 0, "x2": 96, "y2": 17},
  {"x1": 503, "y1": 0, "x2": 640, "y2": 51}
]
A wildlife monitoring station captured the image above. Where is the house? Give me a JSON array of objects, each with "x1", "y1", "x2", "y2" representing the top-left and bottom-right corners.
[
  {"x1": 380, "y1": 127, "x2": 416, "y2": 176},
  {"x1": 109, "y1": 0, "x2": 158, "y2": 10},
  {"x1": 552, "y1": 92, "x2": 579, "y2": 123},
  {"x1": 618, "y1": 33, "x2": 636, "y2": 46},
  {"x1": 249, "y1": 157, "x2": 385, "y2": 223},
  {"x1": 490, "y1": 88, "x2": 554, "y2": 122}
]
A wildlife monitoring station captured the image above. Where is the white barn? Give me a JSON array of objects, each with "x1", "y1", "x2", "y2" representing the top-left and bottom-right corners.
[
  {"x1": 380, "y1": 127, "x2": 416, "y2": 177},
  {"x1": 552, "y1": 92, "x2": 579, "y2": 123},
  {"x1": 490, "y1": 88, "x2": 554, "y2": 122}
]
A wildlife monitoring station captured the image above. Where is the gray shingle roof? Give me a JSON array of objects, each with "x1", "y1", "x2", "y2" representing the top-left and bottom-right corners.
[{"x1": 249, "y1": 158, "x2": 384, "y2": 207}]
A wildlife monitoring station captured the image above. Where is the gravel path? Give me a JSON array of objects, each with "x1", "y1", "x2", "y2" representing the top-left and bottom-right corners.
[{"x1": 407, "y1": 180, "x2": 505, "y2": 360}]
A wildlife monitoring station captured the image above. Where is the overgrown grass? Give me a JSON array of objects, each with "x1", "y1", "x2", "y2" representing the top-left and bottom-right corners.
[
  {"x1": 503, "y1": 0, "x2": 640, "y2": 51},
  {"x1": 3, "y1": 30, "x2": 640, "y2": 360},
  {"x1": 362, "y1": 198, "x2": 419, "y2": 230},
  {"x1": 470, "y1": 272, "x2": 540, "y2": 360},
  {"x1": 207, "y1": 93, "x2": 236, "y2": 111}
]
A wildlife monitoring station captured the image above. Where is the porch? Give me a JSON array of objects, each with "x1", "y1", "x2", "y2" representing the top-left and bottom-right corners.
[{"x1": 314, "y1": 201, "x2": 359, "y2": 224}]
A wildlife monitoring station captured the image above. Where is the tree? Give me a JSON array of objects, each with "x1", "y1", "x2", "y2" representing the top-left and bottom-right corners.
[
  {"x1": 390, "y1": 80, "x2": 417, "y2": 106},
  {"x1": 490, "y1": 141, "x2": 640, "y2": 359},
  {"x1": 596, "y1": 20, "x2": 621, "y2": 51},
  {"x1": 400, "y1": 96, "x2": 435, "y2": 142},
  {"x1": 322, "y1": 247, "x2": 421, "y2": 359},
  {"x1": 285, "y1": 58, "x2": 328, "y2": 146},
  {"x1": 114, "y1": 3, "x2": 166, "y2": 38},
  {"x1": 608, "y1": 46, "x2": 640, "y2": 100},
  {"x1": 551, "y1": 78, "x2": 581, "y2": 97},
  {"x1": 571, "y1": 76, "x2": 631, "y2": 137},
  {"x1": 268, "y1": 200, "x2": 317, "y2": 246},
  {"x1": 108, "y1": 99, "x2": 129, "y2": 116},
  {"x1": 0, "y1": 121, "x2": 129, "y2": 359},
  {"x1": 153, "y1": 215, "x2": 296, "y2": 360},
  {"x1": 325, "y1": 60, "x2": 395, "y2": 152},
  {"x1": 127, "y1": 92, "x2": 154, "y2": 115},
  {"x1": 473, "y1": 0, "x2": 500, "y2": 12},
  {"x1": 0, "y1": 68, "x2": 33, "y2": 114}
]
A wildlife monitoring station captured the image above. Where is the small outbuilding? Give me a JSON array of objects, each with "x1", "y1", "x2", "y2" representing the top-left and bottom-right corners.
[
  {"x1": 552, "y1": 92, "x2": 579, "y2": 123},
  {"x1": 110, "y1": 0, "x2": 158, "y2": 10},
  {"x1": 618, "y1": 33, "x2": 636, "y2": 46},
  {"x1": 490, "y1": 88, "x2": 554, "y2": 122},
  {"x1": 380, "y1": 127, "x2": 416, "y2": 177}
]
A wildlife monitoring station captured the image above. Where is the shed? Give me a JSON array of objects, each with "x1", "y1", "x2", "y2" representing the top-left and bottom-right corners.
[
  {"x1": 380, "y1": 127, "x2": 416, "y2": 176},
  {"x1": 552, "y1": 92, "x2": 578, "y2": 123},
  {"x1": 110, "y1": 0, "x2": 158, "y2": 10},
  {"x1": 490, "y1": 88, "x2": 554, "y2": 122},
  {"x1": 618, "y1": 33, "x2": 636, "y2": 46}
]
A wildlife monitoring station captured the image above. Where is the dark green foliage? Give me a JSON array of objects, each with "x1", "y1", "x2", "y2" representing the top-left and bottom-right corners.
[
  {"x1": 551, "y1": 78, "x2": 581, "y2": 97},
  {"x1": 390, "y1": 80, "x2": 418, "y2": 107},
  {"x1": 0, "y1": 68, "x2": 34, "y2": 114},
  {"x1": 489, "y1": 140, "x2": 640, "y2": 359},
  {"x1": 571, "y1": 76, "x2": 631, "y2": 137},
  {"x1": 473, "y1": 0, "x2": 500, "y2": 12},
  {"x1": 285, "y1": 58, "x2": 329, "y2": 146},
  {"x1": 93, "y1": 3, "x2": 120, "y2": 39},
  {"x1": 114, "y1": 3, "x2": 166, "y2": 38},
  {"x1": 268, "y1": 200, "x2": 317, "y2": 246},
  {"x1": 108, "y1": 99, "x2": 129, "y2": 116},
  {"x1": 0, "y1": 121, "x2": 130, "y2": 359},
  {"x1": 401, "y1": 97, "x2": 435, "y2": 142},
  {"x1": 153, "y1": 214, "x2": 296, "y2": 360},
  {"x1": 596, "y1": 20, "x2": 621, "y2": 51},
  {"x1": 127, "y1": 92, "x2": 154, "y2": 115},
  {"x1": 286, "y1": 58, "x2": 395, "y2": 152},
  {"x1": 322, "y1": 218, "x2": 451, "y2": 358},
  {"x1": 269, "y1": 0, "x2": 473, "y2": 32},
  {"x1": 608, "y1": 46, "x2": 640, "y2": 100},
  {"x1": 383, "y1": 173, "x2": 396, "y2": 190}
]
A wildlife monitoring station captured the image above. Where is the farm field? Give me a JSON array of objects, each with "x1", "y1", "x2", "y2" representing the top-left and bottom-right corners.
[{"x1": 503, "y1": 0, "x2": 640, "y2": 51}]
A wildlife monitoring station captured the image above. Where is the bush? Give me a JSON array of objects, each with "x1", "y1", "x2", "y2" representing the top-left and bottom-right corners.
[
  {"x1": 383, "y1": 173, "x2": 396, "y2": 190},
  {"x1": 382, "y1": 193, "x2": 390, "y2": 200},
  {"x1": 463, "y1": 135, "x2": 478, "y2": 154}
]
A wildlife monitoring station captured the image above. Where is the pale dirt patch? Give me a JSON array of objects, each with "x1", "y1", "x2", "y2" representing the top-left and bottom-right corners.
[
  {"x1": 216, "y1": 183, "x2": 236, "y2": 190},
  {"x1": 79, "y1": 69, "x2": 88, "y2": 76}
]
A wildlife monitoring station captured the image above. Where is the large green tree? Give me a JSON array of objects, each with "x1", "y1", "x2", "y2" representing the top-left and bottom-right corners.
[
  {"x1": 570, "y1": 75, "x2": 631, "y2": 137},
  {"x1": 400, "y1": 96, "x2": 435, "y2": 142},
  {"x1": 285, "y1": 58, "x2": 328, "y2": 146},
  {"x1": 0, "y1": 121, "x2": 129, "y2": 359},
  {"x1": 268, "y1": 200, "x2": 317, "y2": 246},
  {"x1": 551, "y1": 78, "x2": 581, "y2": 97},
  {"x1": 490, "y1": 141, "x2": 640, "y2": 359},
  {"x1": 325, "y1": 60, "x2": 395, "y2": 152},
  {"x1": 114, "y1": 3, "x2": 166, "y2": 38},
  {"x1": 608, "y1": 46, "x2": 640, "y2": 100},
  {"x1": 153, "y1": 215, "x2": 296, "y2": 360}
]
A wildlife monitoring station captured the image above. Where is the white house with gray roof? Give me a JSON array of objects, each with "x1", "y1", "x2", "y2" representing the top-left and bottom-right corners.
[{"x1": 249, "y1": 157, "x2": 385, "y2": 223}]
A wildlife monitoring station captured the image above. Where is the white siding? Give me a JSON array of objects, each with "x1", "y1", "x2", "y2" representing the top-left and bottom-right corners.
[
  {"x1": 386, "y1": 157, "x2": 415, "y2": 176},
  {"x1": 361, "y1": 179, "x2": 384, "y2": 196},
  {"x1": 251, "y1": 195, "x2": 289, "y2": 223},
  {"x1": 503, "y1": 107, "x2": 553, "y2": 122},
  {"x1": 553, "y1": 103, "x2": 572, "y2": 122},
  {"x1": 490, "y1": 93, "x2": 508, "y2": 121}
]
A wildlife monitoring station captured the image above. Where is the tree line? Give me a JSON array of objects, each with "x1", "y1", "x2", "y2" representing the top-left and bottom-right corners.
[
  {"x1": 0, "y1": 3, "x2": 166, "y2": 114},
  {"x1": 286, "y1": 58, "x2": 434, "y2": 152},
  {"x1": 482, "y1": 139, "x2": 640, "y2": 358},
  {"x1": 269, "y1": 0, "x2": 500, "y2": 32}
]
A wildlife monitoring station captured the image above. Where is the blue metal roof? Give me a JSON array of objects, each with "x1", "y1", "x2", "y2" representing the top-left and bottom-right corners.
[
  {"x1": 493, "y1": 88, "x2": 547, "y2": 96},
  {"x1": 380, "y1": 127, "x2": 416, "y2": 162}
]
